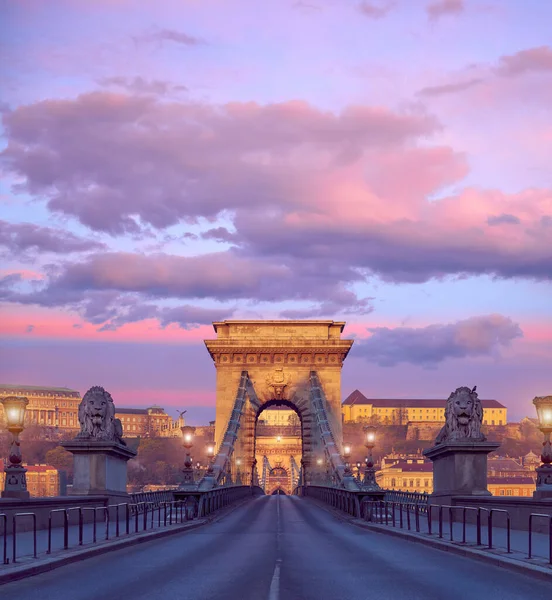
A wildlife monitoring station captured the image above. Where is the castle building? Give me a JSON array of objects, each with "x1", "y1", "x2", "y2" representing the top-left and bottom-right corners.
[
  {"x1": 0, "y1": 384, "x2": 81, "y2": 431},
  {"x1": 0, "y1": 384, "x2": 182, "y2": 438},
  {"x1": 116, "y1": 406, "x2": 183, "y2": 438},
  {"x1": 342, "y1": 390, "x2": 507, "y2": 426}
]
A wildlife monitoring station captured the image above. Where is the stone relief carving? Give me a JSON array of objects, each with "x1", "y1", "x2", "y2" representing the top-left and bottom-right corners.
[
  {"x1": 435, "y1": 386, "x2": 486, "y2": 445},
  {"x1": 265, "y1": 368, "x2": 291, "y2": 400},
  {"x1": 76, "y1": 386, "x2": 126, "y2": 445}
]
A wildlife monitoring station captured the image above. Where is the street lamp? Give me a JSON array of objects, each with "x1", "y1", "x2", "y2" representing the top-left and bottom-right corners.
[
  {"x1": 1, "y1": 396, "x2": 30, "y2": 499},
  {"x1": 179, "y1": 424, "x2": 196, "y2": 489},
  {"x1": 363, "y1": 425, "x2": 381, "y2": 491},
  {"x1": 356, "y1": 461, "x2": 362, "y2": 481},
  {"x1": 236, "y1": 458, "x2": 242, "y2": 485},
  {"x1": 533, "y1": 395, "x2": 552, "y2": 498},
  {"x1": 206, "y1": 443, "x2": 215, "y2": 474},
  {"x1": 342, "y1": 443, "x2": 352, "y2": 476}
]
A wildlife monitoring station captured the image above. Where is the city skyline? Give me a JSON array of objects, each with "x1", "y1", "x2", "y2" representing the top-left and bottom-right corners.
[{"x1": 1, "y1": 1, "x2": 551, "y2": 424}]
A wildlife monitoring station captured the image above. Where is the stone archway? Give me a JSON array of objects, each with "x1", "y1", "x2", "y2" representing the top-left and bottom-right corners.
[{"x1": 205, "y1": 320, "x2": 354, "y2": 485}]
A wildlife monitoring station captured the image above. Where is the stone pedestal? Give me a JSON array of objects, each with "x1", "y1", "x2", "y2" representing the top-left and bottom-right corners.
[
  {"x1": 534, "y1": 464, "x2": 552, "y2": 500},
  {"x1": 1, "y1": 465, "x2": 30, "y2": 499},
  {"x1": 62, "y1": 440, "x2": 136, "y2": 497},
  {"x1": 424, "y1": 441, "x2": 500, "y2": 503}
]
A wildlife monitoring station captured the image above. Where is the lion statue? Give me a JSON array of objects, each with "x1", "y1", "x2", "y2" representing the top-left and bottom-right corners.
[
  {"x1": 76, "y1": 386, "x2": 125, "y2": 445},
  {"x1": 435, "y1": 386, "x2": 486, "y2": 445}
]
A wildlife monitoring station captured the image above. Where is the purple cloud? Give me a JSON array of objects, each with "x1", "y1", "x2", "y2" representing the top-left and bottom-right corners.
[
  {"x1": 354, "y1": 315, "x2": 523, "y2": 367},
  {"x1": 0, "y1": 219, "x2": 104, "y2": 255},
  {"x1": 358, "y1": 1, "x2": 395, "y2": 19},
  {"x1": 134, "y1": 28, "x2": 205, "y2": 47},
  {"x1": 0, "y1": 92, "x2": 438, "y2": 234},
  {"x1": 487, "y1": 213, "x2": 521, "y2": 226},
  {"x1": 97, "y1": 76, "x2": 187, "y2": 96},
  {"x1": 418, "y1": 78, "x2": 484, "y2": 97},
  {"x1": 496, "y1": 46, "x2": 552, "y2": 77}
]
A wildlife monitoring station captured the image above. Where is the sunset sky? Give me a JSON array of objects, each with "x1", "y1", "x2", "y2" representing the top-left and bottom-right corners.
[{"x1": 1, "y1": 0, "x2": 551, "y2": 424}]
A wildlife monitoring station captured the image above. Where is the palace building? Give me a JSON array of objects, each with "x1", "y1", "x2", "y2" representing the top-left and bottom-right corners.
[
  {"x1": 342, "y1": 390, "x2": 507, "y2": 426},
  {"x1": 0, "y1": 384, "x2": 182, "y2": 438},
  {"x1": 0, "y1": 384, "x2": 81, "y2": 431}
]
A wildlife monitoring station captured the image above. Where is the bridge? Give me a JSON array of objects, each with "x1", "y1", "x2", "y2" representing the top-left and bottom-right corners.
[{"x1": 1, "y1": 320, "x2": 551, "y2": 597}]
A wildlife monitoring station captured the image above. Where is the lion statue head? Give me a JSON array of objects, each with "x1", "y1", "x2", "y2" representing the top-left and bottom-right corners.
[
  {"x1": 76, "y1": 386, "x2": 125, "y2": 445},
  {"x1": 435, "y1": 386, "x2": 486, "y2": 445}
]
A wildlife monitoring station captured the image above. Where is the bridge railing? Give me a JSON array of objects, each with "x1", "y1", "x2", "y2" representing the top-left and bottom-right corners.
[
  {"x1": 383, "y1": 490, "x2": 429, "y2": 514},
  {"x1": 1, "y1": 485, "x2": 263, "y2": 568},
  {"x1": 325, "y1": 497, "x2": 552, "y2": 566}
]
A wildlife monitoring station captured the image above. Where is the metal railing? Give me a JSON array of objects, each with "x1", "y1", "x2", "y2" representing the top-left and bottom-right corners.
[
  {"x1": 1, "y1": 500, "x2": 194, "y2": 566},
  {"x1": 361, "y1": 500, "x2": 551, "y2": 565}
]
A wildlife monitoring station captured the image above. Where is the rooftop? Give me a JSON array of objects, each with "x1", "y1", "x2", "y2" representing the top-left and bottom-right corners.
[
  {"x1": 343, "y1": 390, "x2": 506, "y2": 409},
  {"x1": 0, "y1": 384, "x2": 80, "y2": 395},
  {"x1": 487, "y1": 476, "x2": 535, "y2": 485}
]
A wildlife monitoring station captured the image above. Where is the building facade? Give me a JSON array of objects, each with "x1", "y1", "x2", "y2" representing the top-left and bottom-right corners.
[
  {"x1": 376, "y1": 454, "x2": 433, "y2": 494},
  {"x1": 116, "y1": 406, "x2": 183, "y2": 438},
  {"x1": 0, "y1": 384, "x2": 81, "y2": 432},
  {"x1": 343, "y1": 390, "x2": 507, "y2": 426},
  {"x1": 0, "y1": 384, "x2": 183, "y2": 438}
]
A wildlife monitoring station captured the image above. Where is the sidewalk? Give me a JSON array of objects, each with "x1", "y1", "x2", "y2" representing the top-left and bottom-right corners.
[{"x1": 2, "y1": 511, "x2": 188, "y2": 564}]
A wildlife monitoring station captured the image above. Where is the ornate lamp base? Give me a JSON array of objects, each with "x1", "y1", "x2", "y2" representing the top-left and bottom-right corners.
[
  {"x1": 362, "y1": 467, "x2": 381, "y2": 492},
  {"x1": 2, "y1": 465, "x2": 30, "y2": 499},
  {"x1": 534, "y1": 464, "x2": 552, "y2": 499}
]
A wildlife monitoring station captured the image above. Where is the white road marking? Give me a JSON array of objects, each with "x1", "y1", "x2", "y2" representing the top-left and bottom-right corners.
[{"x1": 268, "y1": 494, "x2": 282, "y2": 600}]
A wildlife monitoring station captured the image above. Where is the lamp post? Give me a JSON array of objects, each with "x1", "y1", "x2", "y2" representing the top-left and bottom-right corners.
[
  {"x1": 343, "y1": 444, "x2": 352, "y2": 476},
  {"x1": 206, "y1": 443, "x2": 215, "y2": 475},
  {"x1": 533, "y1": 395, "x2": 552, "y2": 499},
  {"x1": 356, "y1": 462, "x2": 362, "y2": 482},
  {"x1": 363, "y1": 425, "x2": 381, "y2": 491},
  {"x1": 179, "y1": 425, "x2": 196, "y2": 489},
  {"x1": 236, "y1": 458, "x2": 242, "y2": 485},
  {"x1": 1, "y1": 396, "x2": 30, "y2": 499}
]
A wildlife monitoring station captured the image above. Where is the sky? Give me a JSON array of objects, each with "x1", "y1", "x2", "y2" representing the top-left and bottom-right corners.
[{"x1": 0, "y1": 0, "x2": 551, "y2": 424}]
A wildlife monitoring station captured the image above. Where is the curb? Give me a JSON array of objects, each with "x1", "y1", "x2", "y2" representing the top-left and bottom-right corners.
[
  {"x1": 0, "y1": 496, "x2": 254, "y2": 586},
  {"x1": 305, "y1": 498, "x2": 552, "y2": 583}
]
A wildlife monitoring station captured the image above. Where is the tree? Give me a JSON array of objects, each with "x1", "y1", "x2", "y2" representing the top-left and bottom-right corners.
[{"x1": 45, "y1": 446, "x2": 74, "y2": 480}]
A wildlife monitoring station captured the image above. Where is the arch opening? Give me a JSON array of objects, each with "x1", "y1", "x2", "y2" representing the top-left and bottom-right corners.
[{"x1": 255, "y1": 401, "x2": 303, "y2": 496}]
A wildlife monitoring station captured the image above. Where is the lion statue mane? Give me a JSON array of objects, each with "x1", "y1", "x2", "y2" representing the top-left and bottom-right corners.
[
  {"x1": 435, "y1": 386, "x2": 486, "y2": 445},
  {"x1": 76, "y1": 385, "x2": 125, "y2": 445}
]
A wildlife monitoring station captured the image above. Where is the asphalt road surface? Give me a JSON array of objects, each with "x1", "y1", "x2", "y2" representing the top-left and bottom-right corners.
[{"x1": 3, "y1": 495, "x2": 551, "y2": 600}]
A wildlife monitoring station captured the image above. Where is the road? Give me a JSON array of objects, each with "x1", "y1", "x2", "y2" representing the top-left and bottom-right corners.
[{"x1": 2, "y1": 495, "x2": 551, "y2": 600}]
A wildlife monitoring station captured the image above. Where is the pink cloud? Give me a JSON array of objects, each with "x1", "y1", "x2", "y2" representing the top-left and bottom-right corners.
[
  {"x1": 426, "y1": 0, "x2": 464, "y2": 22},
  {"x1": 496, "y1": 46, "x2": 552, "y2": 77}
]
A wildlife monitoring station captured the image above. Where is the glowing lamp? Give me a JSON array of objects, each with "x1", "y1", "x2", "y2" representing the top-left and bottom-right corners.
[
  {"x1": 206, "y1": 444, "x2": 215, "y2": 457},
  {"x1": 316, "y1": 458, "x2": 323, "y2": 466},
  {"x1": 181, "y1": 425, "x2": 196, "y2": 449},
  {"x1": 1, "y1": 396, "x2": 28, "y2": 433},
  {"x1": 533, "y1": 396, "x2": 552, "y2": 431},
  {"x1": 364, "y1": 425, "x2": 376, "y2": 447},
  {"x1": 343, "y1": 445, "x2": 351, "y2": 458}
]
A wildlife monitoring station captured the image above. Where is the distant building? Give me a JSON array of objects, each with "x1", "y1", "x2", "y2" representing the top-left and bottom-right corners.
[
  {"x1": 376, "y1": 454, "x2": 433, "y2": 494},
  {"x1": 342, "y1": 390, "x2": 507, "y2": 426},
  {"x1": 487, "y1": 477, "x2": 535, "y2": 497},
  {"x1": 0, "y1": 384, "x2": 182, "y2": 438},
  {"x1": 0, "y1": 384, "x2": 81, "y2": 432},
  {"x1": 0, "y1": 464, "x2": 60, "y2": 497},
  {"x1": 116, "y1": 406, "x2": 182, "y2": 438}
]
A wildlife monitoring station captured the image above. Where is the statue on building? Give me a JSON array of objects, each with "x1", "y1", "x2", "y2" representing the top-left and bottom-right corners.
[
  {"x1": 435, "y1": 386, "x2": 486, "y2": 445},
  {"x1": 76, "y1": 386, "x2": 126, "y2": 445}
]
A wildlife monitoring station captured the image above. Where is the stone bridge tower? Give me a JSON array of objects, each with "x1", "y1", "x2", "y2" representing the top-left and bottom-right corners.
[{"x1": 205, "y1": 320, "x2": 354, "y2": 482}]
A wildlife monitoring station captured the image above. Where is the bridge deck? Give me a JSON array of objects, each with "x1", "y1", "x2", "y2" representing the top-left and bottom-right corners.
[{"x1": 2, "y1": 496, "x2": 550, "y2": 599}]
